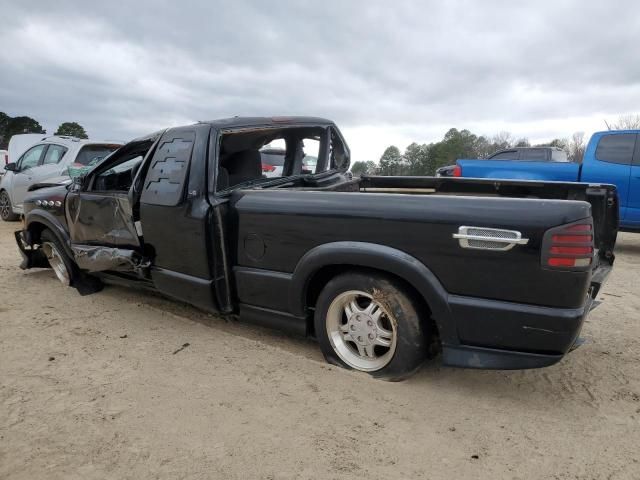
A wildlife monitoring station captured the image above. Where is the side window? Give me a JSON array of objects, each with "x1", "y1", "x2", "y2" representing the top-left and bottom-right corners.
[
  {"x1": 43, "y1": 145, "x2": 68, "y2": 165},
  {"x1": 93, "y1": 156, "x2": 144, "y2": 192},
  {"x1": 596, "y1": 134, "x2": 636, "y2": 165},
  {"x1": 520, "y1": 149, "x2": 547, "y2": 161},
  {"x1": 17, "y1": 144, "x2": 46, "y2": 170},
  {"x1": 141, "y1": 130, "x2": 195, "y2": 206},
  {"x1": 302, "y1": 137, "x2": 320, "y2": 174},
  {"x1": 329, "y1": 128, "x2": 349, "y2": 170},
  {"x1": 490, "y1": 151, "x2": 517, "y2": 160}
]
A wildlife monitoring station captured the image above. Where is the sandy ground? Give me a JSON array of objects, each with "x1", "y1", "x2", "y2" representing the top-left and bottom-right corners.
[{"x1": 0, "y1": 220, "x2": 639, "y2": 480}]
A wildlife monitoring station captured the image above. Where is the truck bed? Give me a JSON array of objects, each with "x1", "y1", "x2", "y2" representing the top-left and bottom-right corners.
[
  {"x1": 357, "y1": 175, "x2": 617, "y2": 261},
  {"x1": 236, "y1": 174, "x2": 618, "y2": 310}
]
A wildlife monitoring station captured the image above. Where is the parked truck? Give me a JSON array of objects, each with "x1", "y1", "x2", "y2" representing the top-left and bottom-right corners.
[
  {"x1": 14, "y1": 117, "x2": 618, "y2": 380},
  {"x1": 455, "y1": 130, "x2": 640, "y2": 230}
]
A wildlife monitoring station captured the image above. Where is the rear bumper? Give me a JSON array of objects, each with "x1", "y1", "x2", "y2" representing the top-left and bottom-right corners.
[
  {"x1": 441, "y1": 271, "x2": 608, "y2": 369},
  {"x1": 442, "y1": 344, "x2": 564, "y2": 370}
]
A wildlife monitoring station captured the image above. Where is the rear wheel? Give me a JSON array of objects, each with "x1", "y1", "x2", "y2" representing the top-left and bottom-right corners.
[
  {"x1": 314, "y1": 271, "x2": 428, "y2": 380},
  {"x1": 40, "y1": 229, "x2": 77, "y2": 286},
  {"x1": 0, "y1": 190, "x2": 19, "y2": 221}
]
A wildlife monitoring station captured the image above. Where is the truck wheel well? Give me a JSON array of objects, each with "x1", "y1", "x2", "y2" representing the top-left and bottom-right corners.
[
  {"x1": 305, "y1": 265, "x2": 440, "y2": 355},
  {"x1": 27, "y1": 222, "x2": 47, "y2": 243}
]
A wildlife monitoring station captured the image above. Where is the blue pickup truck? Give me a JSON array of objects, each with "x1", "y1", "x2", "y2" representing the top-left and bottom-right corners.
[{"x1": 455, "y1": 130, "x2": 640, "y2": 230}]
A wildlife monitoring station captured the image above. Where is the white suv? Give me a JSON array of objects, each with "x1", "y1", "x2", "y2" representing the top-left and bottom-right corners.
[{"x1": 0, "y1": 136, "x2": 122, "y2": 221}]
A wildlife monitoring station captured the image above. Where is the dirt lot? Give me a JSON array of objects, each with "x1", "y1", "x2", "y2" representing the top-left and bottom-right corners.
[{"x1": 1, "y1": 220, "x2": 639, "y2": 480}]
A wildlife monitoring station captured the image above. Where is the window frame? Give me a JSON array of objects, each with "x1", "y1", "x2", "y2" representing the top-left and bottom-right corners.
[
  {"x1": 91, "y1": 155, "x2": 145, "y2": 193},
  {"x1": 82, "y1": 135, "x2": 160, "y2": 195}
]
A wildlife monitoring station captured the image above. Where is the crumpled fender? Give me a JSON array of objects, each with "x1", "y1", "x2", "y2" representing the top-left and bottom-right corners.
[{"x1": 71, "y1": 244, "x2": 147, "y2": 272}]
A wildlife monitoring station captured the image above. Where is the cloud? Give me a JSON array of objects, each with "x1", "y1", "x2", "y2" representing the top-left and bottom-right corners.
[{"x1": 0, "y1": 0, "x2": 638, "y2": 160}]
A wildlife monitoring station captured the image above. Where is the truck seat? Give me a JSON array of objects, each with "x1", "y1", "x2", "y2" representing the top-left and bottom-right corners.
[{"x1": 224, "y1": 149, "x2": 262, "y2": 187}]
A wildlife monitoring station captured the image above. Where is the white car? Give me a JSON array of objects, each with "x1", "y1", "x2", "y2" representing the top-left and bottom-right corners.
[
  {"x1": 0, "y1": 135, "x2": 122, "y2": 221},
  {"x1": 259, "y1": 148, "x2": 319, "y2": 178}
]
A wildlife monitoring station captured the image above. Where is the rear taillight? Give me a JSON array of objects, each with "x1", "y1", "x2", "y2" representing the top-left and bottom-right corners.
[
  {"x1": 543, "y1": 222, "x2": 594, "y2": 269},
  {"x1": 453, "y1": 165, "x2": 462, "y2": 177},
  {"x1": 262, "y1": 163, "x2": 275, "y2": 173}
]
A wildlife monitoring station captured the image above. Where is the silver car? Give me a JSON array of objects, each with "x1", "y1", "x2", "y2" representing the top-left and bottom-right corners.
[{"x1": 0, "y1": 136, "x2": 121, "y2": 221}]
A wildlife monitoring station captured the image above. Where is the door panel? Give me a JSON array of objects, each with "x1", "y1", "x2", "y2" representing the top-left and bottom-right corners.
[
  {"x1": 138, "y1": 125, "x2": 220, "y2": 309},
  {"x1": 66, "y1": 192, "x2": 139, "y2": 248}
]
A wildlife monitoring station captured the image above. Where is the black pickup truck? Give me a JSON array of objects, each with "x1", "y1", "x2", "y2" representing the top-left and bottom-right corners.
[{"x1": 15, "y1": 117, "x2": 618, "y2": 380}]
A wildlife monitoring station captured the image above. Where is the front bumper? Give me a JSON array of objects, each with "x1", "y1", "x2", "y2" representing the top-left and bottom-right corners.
[
  {"x1": 441, "y1": 274, "x2": 607, "y2": 370},
  {"x1": 15, "y1": 230, "x2": 49, "y2": 269}
]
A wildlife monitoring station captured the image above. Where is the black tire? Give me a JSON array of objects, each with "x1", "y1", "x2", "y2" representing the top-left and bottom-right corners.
[
  {"x1": 314, "y1": 271, "x2": 428, "y2": 381},
  {"x1": 0, "y1": 190, "x2": 19, "y2": 221},
  {"x1": 40, "y1": 229, "x2": 78, "y2": 286}
]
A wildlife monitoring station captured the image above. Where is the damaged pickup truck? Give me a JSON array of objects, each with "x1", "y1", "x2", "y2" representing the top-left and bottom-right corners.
[{"x1": 15, "y1": 117, "x2": 618, "y2": 380}]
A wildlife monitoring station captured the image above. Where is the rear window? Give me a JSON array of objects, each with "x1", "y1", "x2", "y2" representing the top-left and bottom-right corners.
[
  {"x1": 520, "y1": 149, "x2": 547, "y2": 161},
  {"x1": 596, "y1": 134, "x2": 636, "y2": 165},
  {"x1": 490, "y1": 151, "x2": 518, "y2": 160},
  {"x1": 75, "y1": 144, "x2": 120, "y2": 166},
  {"x1": 551, "y1": 149, "x2": 569, "y2": 162}
]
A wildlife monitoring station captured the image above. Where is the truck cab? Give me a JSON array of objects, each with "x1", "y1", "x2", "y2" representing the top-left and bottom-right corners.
[{"x1": 580, "y1": 131, "x2": 640, "y2": 228}]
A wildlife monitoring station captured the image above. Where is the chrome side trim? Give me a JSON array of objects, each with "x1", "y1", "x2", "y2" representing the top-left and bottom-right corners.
[{"x1": 453, "y1": 226, "x2": 529, "y2": 251}]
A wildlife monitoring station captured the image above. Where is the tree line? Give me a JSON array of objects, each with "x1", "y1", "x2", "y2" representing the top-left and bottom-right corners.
[
  {"x1": 0, "y1": 111, "x2": 88, "y2": 149},
  {"x1": 351, "y1": 114, "x2": 640, "y2": 177}
]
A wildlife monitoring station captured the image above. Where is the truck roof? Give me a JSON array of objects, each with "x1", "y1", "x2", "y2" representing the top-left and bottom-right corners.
[
  {"x1": 129, "y1": 117, "x2": 337, "y2": 143},
  {"x1": 201, "y1": 116, "x2": 336, "y2": 128},
  {"x1": 592, "y1": 129, "x2": 640, "y2": 135}
]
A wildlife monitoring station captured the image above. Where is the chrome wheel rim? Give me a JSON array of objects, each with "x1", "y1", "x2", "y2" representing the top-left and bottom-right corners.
[
  {"x1": 326, "y1": 290, "x2": 397, "y2": 372},
  {"x1": 42, "y1": 242, "x2": 71, "y2": 286},
  {"x1": 0, "y1": 192, "x2": 11, "y2": 219}
]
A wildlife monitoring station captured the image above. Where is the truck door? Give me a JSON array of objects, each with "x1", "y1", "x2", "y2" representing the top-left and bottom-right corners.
[
  {"x1": 627, "y1": 134, "x2": 640, "y2": 226},
  {"x1": 580, "y1": 132, "x2": 635, "y2": 221},
  {"x1": 66, "y1": 141, "x2": 154, "y2": 249},
  {"x1": 138, "y1": 125, "x2": 221, "y2": 312},
  {"x1": 10, "y1": 144, "x2": 47, "y2": 209}
]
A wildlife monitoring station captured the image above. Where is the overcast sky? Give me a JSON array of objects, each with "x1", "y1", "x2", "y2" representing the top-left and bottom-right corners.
[{"x1": 1, "y1": 1, "x2": 638, "y2": 161}]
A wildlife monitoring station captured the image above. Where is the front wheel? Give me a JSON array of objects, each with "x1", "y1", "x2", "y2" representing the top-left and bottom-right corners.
[
  {"x1": 0, "y1": 190, "x2": 19, "y2": 221},
  {"x1": 40, "y1": 229, "x2": 77, "y2": 286},
  {"x1": 314, "y1": 271, "x2": 428, "y2": 380}
]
